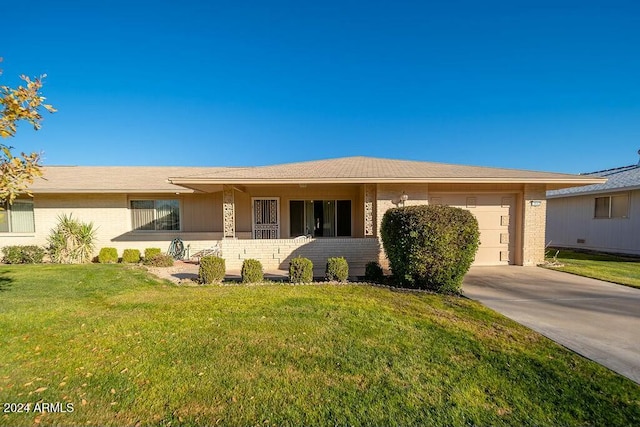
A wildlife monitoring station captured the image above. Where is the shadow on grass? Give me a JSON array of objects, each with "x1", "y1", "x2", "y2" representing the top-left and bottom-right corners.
[{"x1": 0, "y1": 269, "x2": 14, "y2": 291}]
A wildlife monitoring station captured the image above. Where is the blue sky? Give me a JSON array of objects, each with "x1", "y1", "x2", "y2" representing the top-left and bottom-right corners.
[{"x1": 3, "y1": 0, "x2": 639, "y2": 173}]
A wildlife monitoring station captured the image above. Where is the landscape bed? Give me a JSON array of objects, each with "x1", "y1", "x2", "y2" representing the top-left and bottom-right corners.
[{"x1": 0, "y1": 264, "x2": 638, "y2": 426}]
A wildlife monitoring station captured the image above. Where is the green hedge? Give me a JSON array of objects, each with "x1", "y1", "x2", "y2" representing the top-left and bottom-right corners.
[
  {"x1": 98, "y1": 247, "x2": 118, "y2": 264},
  {"x1": 241, "y1": 259, "x2": 264, "y2": 283},
  {"x1": 122, "y1": 249, "x2": 141, "y2": 264},
  {"x1": 325, "y1": 257, "x2": 349, "y2": 282},
  {"x1": 381, "y1": 205, "x2": 479, "y2": 293},
  {"x1": 144, "y1": 248, "x2": 162, "y2": 260},
  {"x1": 289, "y1": 257, "x2": 313, "y2": 283},
  {"x1": 364, "y1": 261, "x2": 384, "y2": 283},
  {"x1": 199, "y1": 256, "x2": 225, "y2": 284},
  {"x1": 1, "y1": 245, "x2": 45, "y2": 264}
]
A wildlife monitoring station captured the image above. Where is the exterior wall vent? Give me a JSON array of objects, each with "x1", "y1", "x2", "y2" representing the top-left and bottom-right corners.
[{"x1": 577, "y1": 238, "x2": 586, "y2": 244}]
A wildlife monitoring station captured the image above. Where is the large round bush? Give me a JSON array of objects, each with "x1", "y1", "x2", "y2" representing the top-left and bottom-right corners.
[{"x1": 380, "y1": 205, "x2": 480, "y2": 293}]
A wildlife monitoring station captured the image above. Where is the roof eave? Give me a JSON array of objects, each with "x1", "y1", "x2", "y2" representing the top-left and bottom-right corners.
[{"x1": 29, "y1": 188, "x2": 196, "y2": 194}]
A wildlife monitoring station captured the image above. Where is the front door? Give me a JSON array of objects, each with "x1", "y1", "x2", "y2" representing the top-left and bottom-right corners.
[{"x1": 252, "y1": 198, "x2": 280, "y2": 239}]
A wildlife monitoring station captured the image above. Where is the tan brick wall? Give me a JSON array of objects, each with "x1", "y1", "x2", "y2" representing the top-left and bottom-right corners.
[
  {"x1": 0, "y1": 193, "x2": 222, "y2": 258},
  {"x1": 522, "y1": 184, "x2": 547, "y2": 266},
  {"x1": 220, "y1": 238, "x2": 381, "y2": 277}
]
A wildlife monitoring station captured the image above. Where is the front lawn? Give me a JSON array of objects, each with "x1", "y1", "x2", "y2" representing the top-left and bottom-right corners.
[
  {"x1": 544, "y1": 248, "x2": 640, "y2": 289},
  {"x1": 0, "y1": 264, "x2": 638, "y2": 426}
]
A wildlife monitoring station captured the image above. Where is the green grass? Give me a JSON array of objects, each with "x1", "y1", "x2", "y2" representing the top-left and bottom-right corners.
[
  {"x1": 0, "y1": 265, "x2": 638, "y2": 426},
  {"x1": 545, "y1": 248, "x2": 640, "y2": 289}
]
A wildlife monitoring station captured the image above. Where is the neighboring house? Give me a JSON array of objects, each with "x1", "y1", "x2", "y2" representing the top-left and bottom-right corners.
[
  {"x1": 547, "y1": 156, "x2": 640, "y2": 255},
  {"x1": 1, "y1": 156, "x2": 603, "y2": 274}
]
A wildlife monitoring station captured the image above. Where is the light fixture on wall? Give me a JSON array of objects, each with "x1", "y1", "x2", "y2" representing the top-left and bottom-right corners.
[
  {"x1": 530, "y1": 200, "x2": 542, "y2": 207},
  {"x1": 400, "y1": 192, "x2": 409, "y2": 207}
]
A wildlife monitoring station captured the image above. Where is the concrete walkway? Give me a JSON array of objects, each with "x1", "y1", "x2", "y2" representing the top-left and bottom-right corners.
[
  {"x1": 463, "y1": 266, "x2": 640, "y2": 384},
  {"x1": 146, "y1": 261, "x2": 289, "y2": 284}
]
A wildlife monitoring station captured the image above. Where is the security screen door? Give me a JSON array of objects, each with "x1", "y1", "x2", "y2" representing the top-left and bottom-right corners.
[{"x1": 252, "y1": 198, "x2": 279, "y2": 239}]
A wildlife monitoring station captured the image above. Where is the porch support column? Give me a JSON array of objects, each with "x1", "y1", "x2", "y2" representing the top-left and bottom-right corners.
[
  {"x1": 223, "y1": 185, "x2": 236, "y2": 239},
  {"x1": 522, "y1": 184, "x2": 546, "y2": 266},
  {"x1": 364, "y1": 184, "x2": 376, "y2": 237}
]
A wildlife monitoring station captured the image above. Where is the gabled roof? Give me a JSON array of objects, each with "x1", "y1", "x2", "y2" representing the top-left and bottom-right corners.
[
  {"x1": 168, "y1": 156, "x2": 604, "y2": 188},
  {"x1": 547, "y1": 164, "x2": 640, "y2": 198}
]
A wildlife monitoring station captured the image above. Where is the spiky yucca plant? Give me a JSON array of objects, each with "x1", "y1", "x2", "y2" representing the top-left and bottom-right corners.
[{"x1": 48, "y1": 214, "x2": 97, "y2": 263}]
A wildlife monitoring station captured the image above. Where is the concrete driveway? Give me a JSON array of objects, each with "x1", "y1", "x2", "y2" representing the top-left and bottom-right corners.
[{"x1": 463, "y1": 266, "x2": 640, "y2": 384}]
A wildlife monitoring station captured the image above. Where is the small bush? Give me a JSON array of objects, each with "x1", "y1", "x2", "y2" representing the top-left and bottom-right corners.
[
  {"x1": 199, "y1": 256, "x2": 225, "y2": 284},
  {"x1": 242, "y1": 259, "x2": 263, "y2": 283},
  {"x1": 1, "y1": 245, "x2": 45, "y2": 264},
  {"x1": 289, "y1": 257, "x2": 313, "y2": 283},
  {"x1": 144, "y1": 248, "x2": 162, "y2": 260},
  {"x1": 98, "y1": 247, "x2": 118, "y2": 264},
  {"x1": 381, "y1": 205, "x2": 480, "y2": 293},
  {"x1": 145, "y1": 254, "x2": 174, "y2": 267},
  {"x1": 48, "y1": 214, "x2": 97, "y2": 264},
  {"x1": 364, "y1": 261, "x2": 384, "y2": 283},
  {"x1": 122, "y1": 249, "x2": 141, "y2": 264},
  {"x1": 326, "y1": 257, "x2": 349, "y2": 282}
]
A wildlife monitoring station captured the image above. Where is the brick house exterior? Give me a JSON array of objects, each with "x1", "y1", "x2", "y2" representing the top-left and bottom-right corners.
[{"x1": 1, "y1": 157, "x2": 603, "y2": 274}]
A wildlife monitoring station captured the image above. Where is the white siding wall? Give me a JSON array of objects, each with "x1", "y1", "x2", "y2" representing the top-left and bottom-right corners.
[{"x1": 546, "y1": 190, "x2": 640, "y2": 255}]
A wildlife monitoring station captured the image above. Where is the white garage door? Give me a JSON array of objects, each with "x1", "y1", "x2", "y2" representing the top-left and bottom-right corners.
[{"x1": 429, "y1": 194, "x2": 516, "y2": 265}]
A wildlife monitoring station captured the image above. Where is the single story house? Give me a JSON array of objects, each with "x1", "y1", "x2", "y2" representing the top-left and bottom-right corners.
[
  {"x1": 1, "y1": 156, "x2": 604, "y2": 274},
  {"x1": 546, "y1": 154, "x2": 640, "y2": 255}
]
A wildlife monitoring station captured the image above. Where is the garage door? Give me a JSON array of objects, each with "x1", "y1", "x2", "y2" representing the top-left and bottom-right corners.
[{"x1": 429, "y1": 194, "x2": 516, "y2": 265}]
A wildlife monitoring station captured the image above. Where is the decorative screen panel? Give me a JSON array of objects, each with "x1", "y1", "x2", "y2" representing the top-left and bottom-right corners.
[{"x1": 253, "y1": 199, "x2": 279, "y2": 239}]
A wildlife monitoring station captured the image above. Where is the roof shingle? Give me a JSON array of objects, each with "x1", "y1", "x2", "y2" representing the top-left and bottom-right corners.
[
  {"x1": 547, "y1": 164, "x2": 640, "y2": 198},
  {"x1": 28, "y1": 157, "x2": 604, "y2": 194},
  {"x1": 169, "y1": 156, "x2": 604, "y2": 186}
]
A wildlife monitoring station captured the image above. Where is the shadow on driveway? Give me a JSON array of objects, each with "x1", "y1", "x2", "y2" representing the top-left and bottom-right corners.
[{"x1": 463, "y1": 266, "x2": 640, "y2": 384}]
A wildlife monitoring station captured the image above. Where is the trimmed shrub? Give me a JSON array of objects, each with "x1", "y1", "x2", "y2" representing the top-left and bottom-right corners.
[
  {"x1": 144, "y1": 248, "x2": 162, "y2": 261},
  {"x1": 289, "y1": 257, "x2": 313, "y2": 283},
  {"x1": 199, "y1": 256, "x2": 225, "y2": 284},
  {"x1": 122, "y1": 249, "x2": 141, "y2": 264},
  {"x1": 145, "y1": 254, "x2": 174, "y2": 267},
  {"x1": 381, "y1": 205, "x2": 480, "y2": 293},
  {"x1": 98, "y1": 247, "x2": 118, "y2": 264},
  {"x1": 325, "y1": 257, "x2": 349, "y2": 282},
  {"x1": 1, "y1": 245, "x2": 45, "y2": 264},
  {"x1": 364, "y1": 261, "x2": 384, "y2": 284},
  {"x1": 241, "y1": 259, "x2": 263, "y2": 283}
]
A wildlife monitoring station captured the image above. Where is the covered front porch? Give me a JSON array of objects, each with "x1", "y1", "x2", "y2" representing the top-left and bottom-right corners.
[
  {"x1": 211, "y1": 183, "x2": 385, "y2": 240},
  {"x1": 193, "y1": 183, "x2": 387, "y2": 276}
]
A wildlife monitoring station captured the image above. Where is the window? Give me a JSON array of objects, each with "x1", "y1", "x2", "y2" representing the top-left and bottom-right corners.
[
  {"x1": 0, "y1": 200, "x2": 35, "y2": 233},
  {"x1": 594, "y1": 194, "x2": 629, "y2": 219},
  {"x1": 131, "y1": 199, "x2": 180, "y2": 231},
  {"x1": 289, "y1": 200, "x2": 351, "y2": 237}
]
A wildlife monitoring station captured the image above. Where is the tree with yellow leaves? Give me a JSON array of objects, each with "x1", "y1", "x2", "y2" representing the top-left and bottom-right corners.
[{"x1": 1, "y1": 57, "x2": 56, "y2": 204}]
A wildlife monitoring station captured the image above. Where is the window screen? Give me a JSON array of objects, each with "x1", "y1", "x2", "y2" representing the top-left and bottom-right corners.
[
  {"x1": 0, "y1": 201, "x2": 35, "y2": 233},
  {"x1": 594, "y1": 197, "x2": 610, "y2": 218},
  {"x1": 131, "y1": 200, "x2": 180, "y2": 231},
  {"x1": 611, "y1": 195, "x2": 629, "y2": 218}
]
